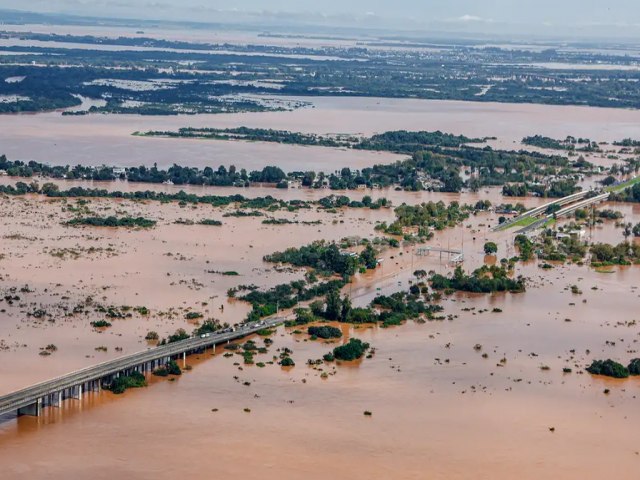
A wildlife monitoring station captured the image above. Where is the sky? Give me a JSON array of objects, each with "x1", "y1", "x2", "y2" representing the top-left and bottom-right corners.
[{"x1": 3, "y1": 1, "x2": 640, "y2": 38}]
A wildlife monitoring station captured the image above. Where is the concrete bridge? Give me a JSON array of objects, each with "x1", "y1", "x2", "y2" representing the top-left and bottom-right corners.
[
  {"x1": 493, "y1": 190, "x2": 592, "y2": 232},
  {"x1": 0, "y1": 317, "x2": 283, "y2": 418},
  {"x1": 515, "y1": 192, "x2": 611, "y2": 234}
]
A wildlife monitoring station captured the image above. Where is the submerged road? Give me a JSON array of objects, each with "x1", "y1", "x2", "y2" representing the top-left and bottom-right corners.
[{"x1": 0, "y1": 317, "x2": 284, "y2": 418}]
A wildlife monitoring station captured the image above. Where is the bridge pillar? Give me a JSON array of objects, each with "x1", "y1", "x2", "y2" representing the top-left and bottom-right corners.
[
  {"x1": 183, "y1": 352, "x2": 186, "y2": 368},
  {"x1": 72, "y1": 385, "x2": 83, "y2": 400},
  {"x1": 49, "y1": 391, "x2": 62, "y2": 408},
  {"x1": 17, "y1": 398, "x2": 42, "y2": 417}
]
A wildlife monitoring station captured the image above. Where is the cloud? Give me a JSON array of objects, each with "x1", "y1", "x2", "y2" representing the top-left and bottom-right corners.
[{"x1": 449, "y1": 14, "x2": 493, "y2": 23}]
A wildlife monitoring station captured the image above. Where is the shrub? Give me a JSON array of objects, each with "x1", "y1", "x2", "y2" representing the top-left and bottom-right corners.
[
  {"x1": 166, "y1": 360, "x2": 182, "y2": 375},
  {"x1": 333, "y1": 338, "x2": 370, "y2": 361},
  {"x1": 108, "y1": 372, "x2": 147, "y2": 394},
  {"x1": 91, "y1": 320, "x2": 112, "y2": 328},
  {"x1": 145, "y1": 331, "x2": 159, "y2": 340},
  {"x1": 280, "y1": 357, "x2": 295, "y2": 367},
  {"x1": 153, "y1": 367, "x2": 169, "y2": 377},
  {"x1": 308, "y1": 326, "x2": 342, "y2": 339},
  {"x1": 586, "y1": 359, "x2": 629, "y2": 378},
  {"x1": 628, "y1": 358, "x2": 640, "y2": 375},
  {"x1": 483, "y1": 241, "x2": 498, "y2": 255},
  {"x1": 167, "y1": 328, "x2": 189, "y2": 343}
]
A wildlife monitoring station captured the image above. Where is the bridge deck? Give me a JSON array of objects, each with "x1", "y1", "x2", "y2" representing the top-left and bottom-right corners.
[
  {"x1": 493, "y1": 190, "x2": 591, "y2": 232},
  {"x1": 0, "y1": 317, "x2": 283, "y2": 417}
]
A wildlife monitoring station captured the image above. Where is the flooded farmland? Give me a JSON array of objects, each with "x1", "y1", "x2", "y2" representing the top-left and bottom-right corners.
[
  {"x1": 2, "y1": 96, "x2": 640, "y2": 171},
  {"x1": 2, "y1": 19, "x2": 640, "y2": 477},
  {"x1": 0, "y1": 183, "x2": 639, "y2": 479}
]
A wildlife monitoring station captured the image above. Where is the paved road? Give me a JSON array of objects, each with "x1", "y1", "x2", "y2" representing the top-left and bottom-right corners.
[
  {"x1": 515, "y1": 192, "x2": 610, "y2": 234},
  {"x1": 493, "y1": 190, "x2": 590, "y2": 232},
  {"x1": 0, "y1": 317, "x2": 284, "y2": 417}
]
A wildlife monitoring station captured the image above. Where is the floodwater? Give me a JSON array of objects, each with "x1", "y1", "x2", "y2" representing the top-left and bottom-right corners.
[
  {"x1": 1, "y1": 34, "x2": 640, "y2": 473},
  {"x1": 1, "y1": 24, "x2": 368, "y2": 50},
  {"x1": 2, "y1": 96, "x2": 640, "y2": 172},
  {"x1": 1, "y1": 187, "x2": 640, "y2": 478},
  {"x1": 0, "y1": 38, "x2": 358, "y2": 61},
  {"x1": 0, "y1": 183, "x2": 535, "y2": 388}
]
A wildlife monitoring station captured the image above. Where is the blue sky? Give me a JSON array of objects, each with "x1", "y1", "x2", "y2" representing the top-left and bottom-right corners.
[{"x1": 3, "y1": 1, "x2": 640, "y2": 37}]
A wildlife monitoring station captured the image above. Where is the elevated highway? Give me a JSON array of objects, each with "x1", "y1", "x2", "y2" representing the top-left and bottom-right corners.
[
  {"x1": 0, "y1": 317, "x2": 283, "y2": 418},
  {"x1": 515, "y1": 192, "x2": 610, "y2": 234},
  {"x1": 493, "y1": 190, "x2": 591, "y2": 232}
]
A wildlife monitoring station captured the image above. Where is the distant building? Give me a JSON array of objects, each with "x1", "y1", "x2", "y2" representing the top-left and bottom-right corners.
[{"x1": 401, "y1": 226, "x2": 420, "y2": 236}]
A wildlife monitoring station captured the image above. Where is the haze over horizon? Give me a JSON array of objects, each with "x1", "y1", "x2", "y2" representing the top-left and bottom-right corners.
[{"x1": 2, "y1": 1, "x2": 640, "y2": 40}]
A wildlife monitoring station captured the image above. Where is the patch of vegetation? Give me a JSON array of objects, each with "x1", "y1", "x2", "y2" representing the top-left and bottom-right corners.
[
  {"x1": 308, "y1": 325, "x2": 342, "y2": 339},
  {"x1": 590, "y1": 242, "x2": 640, "y2": 266},
  {"x1": 194, "y1": 319, "x2": 224, "y2": 336},
  {"x1": 483, "y1": 241, "x2": 498, "y2": 255},
  {"x1": 144, "y1": 331, "x2": 159, "y2": 340},
  {"x1": 264, "y1": 240, "x2": 374, "y2": 277},
  {"x1": 586, "y1": 359, "x2": 629, "y2": 379},
  {"x1": 166, "y1": 328, "x2": 190, "y2": 344},
  {"x1": 239, "y1": 279, "x2": 346, "y2": 320},
  {"x1": 333, "y1": 338, "x2": 370, "y2": 361},
  {"x1": 66, "y1": 216, "x2": 156, "y2": 228},
  {"x1": 198, "y1": 219, "x2": 223, "y2": 226},
  {"x1": 107, "y1": 371, "x2": 147, "y2": 394},
  {"x1": 376, "y1": 201, "x2": 471, "y2": 238},
  {"x1": 280, "y1": 357, "x2": 295, "y2": 367},
  {"x1": 153, "y1": 360, "x2": 182, "y2": 377},
  {"x1": 91, "y1": 320, "x2": 112, "y2": 328},
  {"x1": 431, "y1": 265, "x2": 525, "y2": 293}
]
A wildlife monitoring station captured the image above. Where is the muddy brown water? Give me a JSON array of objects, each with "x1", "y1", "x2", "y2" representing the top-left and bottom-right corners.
[
  {"x1": 2, "y1": 96, "x2": 640, "y2": 173},
  {"x1": 1, "y1": 187, "x2": 640, "y2": 479}
]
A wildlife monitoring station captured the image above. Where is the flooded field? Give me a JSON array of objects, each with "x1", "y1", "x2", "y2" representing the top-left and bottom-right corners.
[
  {"x1": 0, "y1": 184, "x2": 532, "y2": 389},
  {"x1": 1, "y1": 182, "x2": 640, "y2": 478},
  {"x1": 4, "y1": 3, "x2": 640, "y2": 476},
  {"x1": 1, "y1": 96, "x2": 640, "y2": 172}
]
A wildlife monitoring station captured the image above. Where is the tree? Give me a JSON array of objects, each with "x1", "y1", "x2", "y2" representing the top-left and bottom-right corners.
[
  {"x1": 359, "y1": 244, "x2": 378, "y2": 269},
  {"x1": 601, "y1": 175, "x2": 616, "y2": 186},
  {"x1": 633, "y1": 223, "x2": 640, "y2": 238},
  {"x1": 340, "y1": 295, "x2": 352, "y2": 322},
  {"x1": 586, "y1": 359, "x2": 629, "y2": 378},
  {"x1": 590, "y1": 243, "x2": 615, "y2": 263},
  {"x1": 309, "y1": 301, "x2": 324, "y2": 317},
  {"x1": 413, "y1": 269, "x2": 427, "y2": 279},
  {"x1": 325, "y1": 289, "x2": 342, "y2": 320},
  {"x1": 333, "y1": 338, "x2": 370, "y2": 361},
  {"x1": 41, "y1": 182, "x2": 59, "y2": 195},
  {"x1": 484, "y1": 241, "x2": 498, "y2": 256},
  {"x1": 302, "y1": 171, "x2": 315, "y2": 187},
  {"x1": 514, "y1": 235, "x2": 533, "y2": 261}
]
